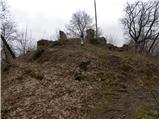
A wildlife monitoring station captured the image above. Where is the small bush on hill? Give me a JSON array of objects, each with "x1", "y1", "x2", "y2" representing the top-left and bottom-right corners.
[
  {"x1": 32, "y1": 49, "x2": 45, "y2": 60},
  {"x1": 79, "y1": 61, "x2": 91, "y2": 71}
]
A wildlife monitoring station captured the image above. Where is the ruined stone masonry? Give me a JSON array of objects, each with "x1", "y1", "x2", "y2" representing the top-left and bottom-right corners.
[{"x1": 37, "y1": 29, "x2": 107, "y2": 49}]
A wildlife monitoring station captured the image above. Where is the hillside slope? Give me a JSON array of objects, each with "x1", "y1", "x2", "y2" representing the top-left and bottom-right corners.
[{"x1": 1, "y1": 43, "x2": 159, "y2": 119}]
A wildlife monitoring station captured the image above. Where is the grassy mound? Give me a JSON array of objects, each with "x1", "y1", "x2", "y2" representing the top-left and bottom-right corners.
[{"x1": 1, "y1": 43, "x2": 158, "y2": 119}]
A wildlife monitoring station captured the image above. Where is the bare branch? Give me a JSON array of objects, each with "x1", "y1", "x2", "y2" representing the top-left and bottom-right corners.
[
  {"x1": 121, "y1": 0, "x2": 159, "y2": 55},
  {"x1": 66, "y1": 10, "x2": 93, "y2": 38}
]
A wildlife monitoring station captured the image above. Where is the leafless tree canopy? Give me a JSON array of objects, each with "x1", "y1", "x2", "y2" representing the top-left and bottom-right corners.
[
  {"x1": 0, "y1": 0, "x2": 35, "y2": 61},
  {"x1": 121, "y1": 0, "x2": 159, "y2": 55},
  {"x1": 0, "y1": 0, "x2": 17, "y2": 62},
  {"x1": 0, "y1": 0, "x2": 17, "y2": 41},
  {"x1": 66, "y1": 10, "x2": 93, "y2": 38},
  {"x1": 14, "y1": 27, "x2": 34, "y2": 55}
]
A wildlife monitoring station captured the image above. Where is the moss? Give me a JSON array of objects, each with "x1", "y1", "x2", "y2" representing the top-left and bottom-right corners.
[
  {"x1": 29, "y1": 71, "x2": 44, "y2": 80},
  {"x1": 97, "y1": 72, "x2": 108, "y2": 81},
  {"x1": 88, "y1": 80, "x2": 119, "y2": 118},
  {"x1": 133, "y1": 107, "x2": 158, "y2": 119},
  {"x1": 97, "y1": 71, "x2": 117, "y2": 82}
]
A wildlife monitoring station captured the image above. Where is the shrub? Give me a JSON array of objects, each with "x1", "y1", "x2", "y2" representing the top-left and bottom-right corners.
[
  {"x1": 32, "y1": 49, "x2": 44, "y2": 60},
  {"x1": 79, "y1": 61, "x2": 91, "y2": 71}
]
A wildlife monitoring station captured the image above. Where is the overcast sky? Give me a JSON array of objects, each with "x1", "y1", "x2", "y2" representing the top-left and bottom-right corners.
[{"x1": 8, "y1": 0, "x2": 142, "y2": 46}]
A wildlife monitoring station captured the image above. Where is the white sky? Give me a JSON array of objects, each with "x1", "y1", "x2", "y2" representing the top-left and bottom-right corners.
[{"x1": 8, "y1": 0, "x2": 141, "y2": 46}]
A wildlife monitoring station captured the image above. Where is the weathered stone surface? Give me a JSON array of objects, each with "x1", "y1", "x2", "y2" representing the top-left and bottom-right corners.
[
  {"x1": 37, "y1": 39, "x2": 53, "y2": 47},
  {"x1": 37, "y1": 39, "x2": 61, "y2": 49},
  {"x1": 97, "y1": 37, "x2": 106, "y2": 45},
  {"x1": 85, "y1": 29, "x2": 106, "y2": 45},
  {"x1": 59, "y1": 31, "x2": 67, "y2": 43},
  {"x1": 86, "y1": 29, "x2": 95, "y2": 43}
]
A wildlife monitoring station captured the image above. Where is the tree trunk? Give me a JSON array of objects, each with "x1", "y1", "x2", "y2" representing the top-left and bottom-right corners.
[
  {"x1": 146, "y1": 34, "x2": 159, "y2": 55},
  {"x1": 139, "y1": 41, "x2": 146, "y2": 54},
  {"x1": 134, "y1": 42, "x2": 138, "y2": 53},
  {"x1": 1, "y1": 35, "x2": 16, "y2": 59},
  {"x1": 2, "y1": 44, "x2": 9, "y2": 63}
]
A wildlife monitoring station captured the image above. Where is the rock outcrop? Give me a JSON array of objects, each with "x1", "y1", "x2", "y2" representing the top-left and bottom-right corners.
[
  {"x1": 97, "y1": 37, "x2": 107, "y2": 45},
  {"x1": 86, "y1": 29, "x2": 95, "y2": 43},
  {"x1": 37, "y1": 39, "x2": 61, "y2": 49},
  {"x1": 85, "y1": 29, "x2": 106, "y2": 45},
  {"x1": 59, "y1": 30, "x2": 67, "y2": 43}
]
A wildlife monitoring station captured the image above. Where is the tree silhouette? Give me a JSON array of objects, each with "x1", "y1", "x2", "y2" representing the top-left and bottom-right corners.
[
  {"x1": 121, "y1": 0, "x2": 159, "y2": 55},
  {"x1": 66, "y1": 10, "x2": 93, "y2": 38}
]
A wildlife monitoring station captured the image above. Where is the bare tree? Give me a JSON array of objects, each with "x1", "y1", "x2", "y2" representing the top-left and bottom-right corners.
[
  {"x1": 0, "y1": 0, "x2": 17, "y2": 41},
  {"x1": 66, "y1": 10, "x2": 93, "y2": 38},
  {"x1": 0, "y1": 0, "x2": 17, "y2": 62},
  {"x1": 121, "y1": 0, "x2": 159, "y2": 55},
  {"x1": 105, "y1": 34, "x2": 117, "y2": 46},
  {"x1": 14, "y1": 27, "x2": 34, "y2": 55},
  {"x1": 1, "y1": 34, "x2": 15, "y2": 59}
]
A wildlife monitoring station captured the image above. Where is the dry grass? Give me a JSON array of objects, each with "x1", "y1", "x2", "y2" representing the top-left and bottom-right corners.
[{"x1": 1, "y1": 43, "x2": 159, "y2": 119}]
